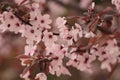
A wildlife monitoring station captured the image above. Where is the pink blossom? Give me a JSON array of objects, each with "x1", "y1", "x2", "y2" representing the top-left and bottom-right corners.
[
  {"x1": 42, "y1": 30, "x2": 57, "y2": 47},
  {"x1": 101, "y1": 60, "x2": 112, "y2": 72},
  {"x1": 66, "y1": 52, "x2": 96, "y2": 73},
  {"x1": 57, "y1": 26, "x2": 73, "y2": 45},
  {"x1": 56, "y1": 17, "x2": 67, "y2": 29},
  {"x1": 49, "y1": 60, "x2": 71, "y2": 76},
  {"x1": 45, "y1": 43, "x2": 70, "y2": 76},
  {"x1": 112, "y1": 0, "x2": 120, "y2": 13},
  {"x1": 20, "y1": 25, "x2": 42, "y2": 46},
  {"x1": 90, "y1": 39, "x2": 120, "y2": 71},
  {"x1": 46, "y1": 43, "x2": 67, "y2": 58},
  {"x1": 30, "y1": 8, "x2": 52, "y2": 30},
  {"x1": 75, "y1": 23, "x2": 83, "y2": 38},
  {"x1": 24, "y1": 45, "x2": 37, "y2": 56},
  {"x1": 20, "y1": 71, "x2": 30, "y2": 80},
  {"x1": 39, "y1": 14, "x2": 52, "y2": 30},
  {"x1": 35, "y1": 73, "x2": 47, "y2": 80},
  {"x1": 0, "y1": 12, "x2": 23, "y2": 33},
  {"x1": 66, "y1": 53, "x2": 80, "y2": 68}
]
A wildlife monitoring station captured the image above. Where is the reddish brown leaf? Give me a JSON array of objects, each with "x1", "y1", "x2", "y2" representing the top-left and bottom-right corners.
[
  {"x1": 23, "y1": 59, "x2": 33, "y2": 65},
  {"x1": 16, "y1": 54, "x2": 33, "y2": 59}
]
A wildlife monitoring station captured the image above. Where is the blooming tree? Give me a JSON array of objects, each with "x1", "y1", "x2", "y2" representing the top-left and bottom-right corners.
[{"x1": 0, "y1": 0, "x2": 120, "y2": 80}]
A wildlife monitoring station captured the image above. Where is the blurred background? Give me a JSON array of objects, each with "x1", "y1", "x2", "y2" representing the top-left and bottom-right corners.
[{"x1": 0, "y1": 0, "x2": 120, "y2": 80}]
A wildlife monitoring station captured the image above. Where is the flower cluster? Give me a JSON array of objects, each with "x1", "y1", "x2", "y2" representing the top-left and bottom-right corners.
[{"x1": 0, "y1": 0, "x2": 120, "y2": 80}]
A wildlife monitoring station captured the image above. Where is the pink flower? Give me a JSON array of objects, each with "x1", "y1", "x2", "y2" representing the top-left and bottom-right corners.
[
  {"x1": 100, "y1": 39, "x2": 119, "y2": 72},
  {"x1": 20, "y1": 71, "x2": 30, "y2": 80},
  {"x1": 20, "y1": 24, "x2": 42, "y2": 46},
  {"x1": 30, "y1": 6, "x2": 52, "y2": 30},
  {"x1": 30, "y1": 13, "x2": 52, "y2": 30},
  {"x1": 91, "y1": 39, "x2": 120, "y2": 71},
  {"x1": 39, "y1": 14, "x2": 52, "y2": 30},
  {"x1": 112, "y1": 0, "x2": 120, "y2": 13},
  {"x1": 30, "y1": 7, "x2": 42, "y2": 28},
  {"x1": 58, "y1": 27, "x2": 73, "y2": 45},
  {"x1": 56, "y1": 17, "x2": 67, "y2": 29},
  {"x1": 101, "y1": 60, "x2": 112, "y2": 72},
  {"x1": 24, "y1": 45, "x2": 37, "y2": 56},
  {"x1": 56, "y1": 22, "x2": 83, "y2": 45},
  {"x1": 45, "y1": 43, "x2": 70, "y2": 76},
  {"x1": 49, "y1": 59, "x2": 62, "y2": 75},
  {"x1": 66, "y1": 52, "x2": 96, "y2": 73},
  {"x1": 66, "y1": 53, "x2": 80, "y2": 68},
  {"x1": 35, "y1": 73, "x2": 47, "y2": 80},
  {"x1": 75, "y1": 23, "x2": 83, "y2": 38},
  {"x1": 49, "y1": 60, "x2": 71, "y2": 76},
  {"x1": 42, "y1": 30, "x2": 57, "y2": 47},
  {"x1": 0, "y1": 12, "x2": 23, "y2": 34},
  {"x1": 46, "y1": 43, "x2": 67, "y2": 59}
]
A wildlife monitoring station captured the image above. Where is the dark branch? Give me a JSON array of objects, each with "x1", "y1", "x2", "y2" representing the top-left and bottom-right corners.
[
  {"x1": 97, "y1": 26, "x2": 113, "y2": 34},
  {"x1": 14, "y1": 13, "x2": 33, "y2": 26}
]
